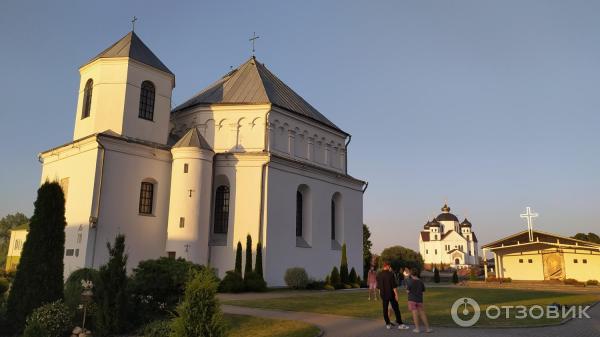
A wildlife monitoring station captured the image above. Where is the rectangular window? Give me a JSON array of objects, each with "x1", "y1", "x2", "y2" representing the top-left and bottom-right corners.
[
  {"x1": 426, "y1": 249, "x2": 428, "y2": 254},
  {"x1": 179, "y1": 217, "x2": 185, "y2": 228},
  {"x1": 519, "y1": 259, "x2": 523, "y2": 263},
  {"x1": 583, "y1": 259, "x2": 587, "y2": 264},
  {"x1": 168, "y1": 251, "x2": 176, "y2": 259},
  {"x1": 65, "y1": 249, "x2": 74, "y2": 256},
  {"x1": 214, "y1": 186, "x2": 230, "y2": 234},
  {"x1": 139, "y1": 182, "x2": 154, "y2": 215},
  {"x1": 435, "y1": 249, "x2": 437, "y2": 255},
  {"x1": 296, "y1": 191, "x2": 303, "y2": 237},
  {"x1": 574, "y1": 259, "x2": 578, "y2": 263},
  {"x1": 184, "y1": 163, "x2": 189, "y2": 173},
  {"x1": 528, "y1": 259, "x2": 533, "y2": 263}
]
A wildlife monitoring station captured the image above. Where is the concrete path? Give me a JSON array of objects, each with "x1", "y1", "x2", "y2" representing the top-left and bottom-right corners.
[{"x1": 222, "y1": 302, "x2": 600, "y2": 337}]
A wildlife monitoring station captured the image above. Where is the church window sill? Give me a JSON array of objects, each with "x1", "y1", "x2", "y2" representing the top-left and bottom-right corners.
[
  {"x1": 138, "y1": 213, "x2": 155, "y2": 217},
  {"x1": 296, "y1": 236, "x2": 311, "y2": 248}
]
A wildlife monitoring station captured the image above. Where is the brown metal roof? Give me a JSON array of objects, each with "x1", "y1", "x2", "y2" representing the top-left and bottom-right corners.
[
  {"x1": 83, "y1": 31, "x2": 173, "y2": 75},
  {"x1": 172, "y1": 57, "x2": 345, "y2": 134}
]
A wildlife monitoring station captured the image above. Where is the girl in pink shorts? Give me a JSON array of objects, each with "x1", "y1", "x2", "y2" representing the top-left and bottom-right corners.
[{"x1": 406, "y1": 268, "x2": 431, "y2": 333}]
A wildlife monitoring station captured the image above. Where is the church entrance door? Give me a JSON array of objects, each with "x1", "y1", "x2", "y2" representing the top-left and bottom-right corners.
[{"x1": 543, "y1": 252, "x2": 564, "y2": 280}]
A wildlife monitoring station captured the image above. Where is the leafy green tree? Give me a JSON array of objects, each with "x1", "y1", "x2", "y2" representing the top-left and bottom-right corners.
[
  {"x1": 433, "y1": 265, "x2": 440, "y2": 283},
  {"x1": 380, "y1": 245, "x2": 424, "y2": 273},
  {"x1": 244, "y1": 234, "x2": 252, "y2": 278},
  {"x1": 234, "y1": 241, "x2": 242, "y2": 274},
  {"x1": 96, "y1": 235, "x2": 129, "y2": 336},
  {"x1": 452, "y1": 270, "x2": 459, "y2": 284},
  {"x1": 6, "y1": 182, "x2": 65, "y2": 332},
  {"x1": 572, "y1": 233, "x2": 600, "y2": 244},
  {"x1": 340, "y1": 243, "x2": 349, "y2": 284},
  {"x1": 255, "y1": 242, "x2": 263, "y2": 278},
  {"x1": 171, "y1": 269, "x2": 225, "y2": 337},
  {"x1": 0, "y1": 212, "x2": 29, "y2": 268},
  {"x1": 363, "y1": 224, "x2": 373, "y2": 280}
]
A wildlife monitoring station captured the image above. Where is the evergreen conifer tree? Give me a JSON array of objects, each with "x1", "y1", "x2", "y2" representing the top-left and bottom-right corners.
[
  {"x1": 452, "y1": 269, "x2": 459, "y2": 284},
  {"x1": 7, "y1": 182, "x2": 66, "y2": 332},
  {"x1": 234, "y1": 241, "x2": 242, "y2": 274},
  {"x1": 244, "y1": 235, "x2": 252, "y2": 278},
  {"x1": 340, "y1": 243, "x2": 349, "y2": 284},
  {"x1": 254, "y1": 242, "x2": 263, "y2": 277},
  {"x1": 96, "y1": 235, "x2": 129, "y2": 336},
  {"x1": 434, "y1": 266, "x2": 440, "y2": 283}
]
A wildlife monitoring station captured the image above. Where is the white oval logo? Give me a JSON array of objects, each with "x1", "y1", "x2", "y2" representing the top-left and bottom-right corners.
[{"x1": 451, "y1": 297, "x2": 481, "y2": 327}]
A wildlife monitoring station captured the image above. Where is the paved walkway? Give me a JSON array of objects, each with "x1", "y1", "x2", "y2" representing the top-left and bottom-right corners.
[{"x1": 222, "y1": 301, "x2": 600, "y2": 337}]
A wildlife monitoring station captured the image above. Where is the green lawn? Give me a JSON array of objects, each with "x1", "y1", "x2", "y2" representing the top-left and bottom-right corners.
[
  {"x1": 225, "y1": 287, "x2": 599, "y2": 327},
  {"x1": 225, "y1": 314, "x2": 320, "y2": 337}
]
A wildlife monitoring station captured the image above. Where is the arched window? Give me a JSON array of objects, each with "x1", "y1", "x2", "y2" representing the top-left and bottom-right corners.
[
  {"x1": 138, "y1": 81, "x2": 155, "y2": 121},
  {"x1": 214, "y1": 185, "x2": 230, "y2": 234},
  {"x1": 296, "y1": 190, "x2": 303, "y2": 237},
  {"x1": 81, "y1": 79, "x2": 93, "y2": 119},
  {"x1": 331, "y1": 199, "x2": 336, "y2": 240},
  {"x1": 139, "y1": 181, "x2": 154, "y2": 214}
]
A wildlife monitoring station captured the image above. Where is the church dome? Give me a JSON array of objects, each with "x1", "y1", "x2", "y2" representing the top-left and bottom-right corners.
[
  {"x1": 460, "y1": 218, "x2": 472, "y2": 227},
  {"x1": 435, "y1": 204, "x2": 459, "y2": 222},
  {"x1": 428, "y1": 219, "x2": 441, "y2": 227}
]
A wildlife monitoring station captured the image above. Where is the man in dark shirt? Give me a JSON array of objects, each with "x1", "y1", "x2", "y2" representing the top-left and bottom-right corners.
[{"x1": 376, "y1": 262, "x2": 410, "y2": 330}]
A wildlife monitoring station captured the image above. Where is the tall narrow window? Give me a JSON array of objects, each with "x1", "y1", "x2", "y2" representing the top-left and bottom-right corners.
[
  {"x1": 214, "y1": 186, "x2": 230, "y2": 234},
  {"x1": 82, "y1": 79, "x2": 93, "y2": 119},
  {"x1": 138, "y1": 81, "x2": 155, "y2": 121},
  {"x1": 184, "y1": 163, "x2": 189, "y2": 173},
  {"x1": 296, "y1": 191, "x2": 303, "y2": 237},
  {"x1": 139, "y1": 182, "x2": 154, "y2": 215},
  {"x1": 331, "y1": 199, "x2": 336, "y2": 240}
]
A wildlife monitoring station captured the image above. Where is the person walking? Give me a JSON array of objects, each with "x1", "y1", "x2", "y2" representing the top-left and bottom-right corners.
[
  {"x1": 367, "y1": 267, "x2": 379, "y2": 300},
  {"x1": 406, "y1": 268, "x2": 432, "y2": 333},
  {"x1": 377, "y1": 262, "x2": 410, "y2": 330}
]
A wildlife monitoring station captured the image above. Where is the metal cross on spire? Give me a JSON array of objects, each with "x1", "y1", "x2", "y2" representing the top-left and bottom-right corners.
[
  {"x1": 520, "y1": 206, "x2": 538, "y2": 242},
  {"x1": 131, "y1": 16, "x2": 138, "y2": 32},
  {"x1": 249, "y1": 32, "x2": 260, "y2": 56}
]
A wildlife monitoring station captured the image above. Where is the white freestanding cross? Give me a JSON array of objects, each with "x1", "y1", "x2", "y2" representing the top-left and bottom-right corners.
[{"x1": 520, "y1": 207, "x2": 538, "y2": 242}]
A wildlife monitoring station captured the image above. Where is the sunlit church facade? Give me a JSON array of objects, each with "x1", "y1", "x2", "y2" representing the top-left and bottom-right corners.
[{"x1": 38, "y1": 32, "x2": 366, "y2": 286}]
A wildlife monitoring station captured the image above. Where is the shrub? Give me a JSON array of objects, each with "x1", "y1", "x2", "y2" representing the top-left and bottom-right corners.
[
  {"x1": 586, "y1": 280, "x2": 598, "y2": 286},
  {"x1": 340, "y1": 244, "x2": 349, "y2": 284},
  {"x1": 433, "y1": 267, "x2": 440, "y2": 283},
  {"x1": 452, "y1": 270, "x2": 458, "y2": 284},
  {"x1": 324, "y1": 284, "x2": 335, "y2": 291},
  {"x1": 349, "y1": 267, "x2": 358, "y2": 284},
  {"x1": 244, "y1": 271, "x2": 267, "y2": 292},
  {"x1": 255, "y1": 243, "x2": 263, "y2": 277},
  {"x1": 64, "y1": 268, "x2": 100, "y2": 312},
  {"x1": 564, "y1": 278, "x2": 585, "y2": 286},
  {"x1": 170, "y1": 269, "x2": 225, "y2": 337},
  {"x1": 96, "y1": 234, "x2": 129, "y2": 336},
  {"x1": 351, "y1": 283, "x2": 361, "y2": 288},
  {"x1": 140, "y1": 319, "x2": 173, "y2": 337},
  {"x1": 330, "y1": 267, "x2": 342, "y2": 289},
  {"x1": 219, "y1": 271, "x2": 245, "y2": 293},
  {"x1": 7, "y1": 182, "x2": 66, "y2": 332},
  {"x1": 306, "y1": 279, "x2": 326, "y2": 290},
  {"x1": 22, "y1": 300, "x2": 71, "y2": 337},
  {"x1": 284, "y1": 267, "x2": 309, "y2": 289},
  {"x1": 129, "y1": 257, "x2": 203, "y2": 322},
  {"x1": 0, "y1": 277, "x2": 9, "y2": 297}
]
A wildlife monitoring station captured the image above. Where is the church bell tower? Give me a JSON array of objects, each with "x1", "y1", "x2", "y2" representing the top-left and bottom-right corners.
[{"x1": 73, "y1": 31, "x2": 175, "y2": 145}]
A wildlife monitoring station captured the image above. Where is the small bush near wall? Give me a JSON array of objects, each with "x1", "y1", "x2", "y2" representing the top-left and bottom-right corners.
[
  {"x1": 244, "y1": 272, "x2": 267, "y2": 292},
  {"x1": 564, "y1": 278, "x2": 585, "y2": 286},
  {"x1": 219, "y1": 271, "x2": 245, "y2": 293},
  {"x1": 586, "y1": 280, "x2": 598, "y2": 286},
  {"x1": 139, "y1": 319, "x2": 173, "y2": 337},
  {"x1": 284, "y1": 268, "x2": 309, "y2": 289},
  {"x1": 22, "y1": 300, "x2": 71, "y2": 337}
]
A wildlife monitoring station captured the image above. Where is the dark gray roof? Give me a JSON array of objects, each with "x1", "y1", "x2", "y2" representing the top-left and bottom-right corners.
[
  {"x1": 172, "y1": 57, "x2": 345, "y2": 134},
  {"x1": 460, "y1": 218, "x2": 472, "y2": 227},
  {"x1": 83, "y1": 31, "x2": 173, "y2": 75},
  {"x1": 172, "y1": 127, "x2": 212, "y2": 150}
]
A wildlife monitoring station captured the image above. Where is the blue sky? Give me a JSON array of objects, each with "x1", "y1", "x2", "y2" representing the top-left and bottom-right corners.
[{"x1": 1, "y1": 1, "x2": 599, "y2": 253}]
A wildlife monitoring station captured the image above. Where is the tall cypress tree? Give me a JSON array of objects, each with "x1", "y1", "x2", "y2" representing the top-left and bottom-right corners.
[
  {"x1": 244, "y1": 235, "x2": 252, "y2": 278},
  {"x1": 254, "y1": 242, "x2": 263, "y2": 278},
  {"x1": 340, "y1": 243, "x2": 349, "y2": 284},
  {"x1": 234, "y1": 241, "x2": 242, "y2": 274},
  {"x1": 7, "y1": 181, "x2": 66, "y2": 331},
  {"x1": 96, "y1": 234, "x2": 129, "y2": 336}
]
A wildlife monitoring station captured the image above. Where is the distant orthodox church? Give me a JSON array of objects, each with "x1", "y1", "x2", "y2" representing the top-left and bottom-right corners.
[
  {"x1": 418, "y1": 204, "x2": 479, "y2": 268},
  {"x1": 37, "y1": 31, "x2": 366, "y2": 286}
]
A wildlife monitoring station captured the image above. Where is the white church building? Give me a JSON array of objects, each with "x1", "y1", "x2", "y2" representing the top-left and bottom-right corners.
[
  {"x1": 418, "y1": 204, "x2": 479, "y2": 269},
  {"x1": 38, "y1": 32, "x2": 366, "y2": 286}
]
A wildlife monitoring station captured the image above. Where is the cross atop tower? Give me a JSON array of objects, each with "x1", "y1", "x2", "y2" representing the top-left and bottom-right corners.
[
  {"x1": 520, "y1": 206, "x2": 538, "y2": 242},
  {"x1": 249, "y1": 32, "x2": 260, "y2": 55},
  {"x1": 131, "y1": 16, "x2": 138, "y2": 32}
]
